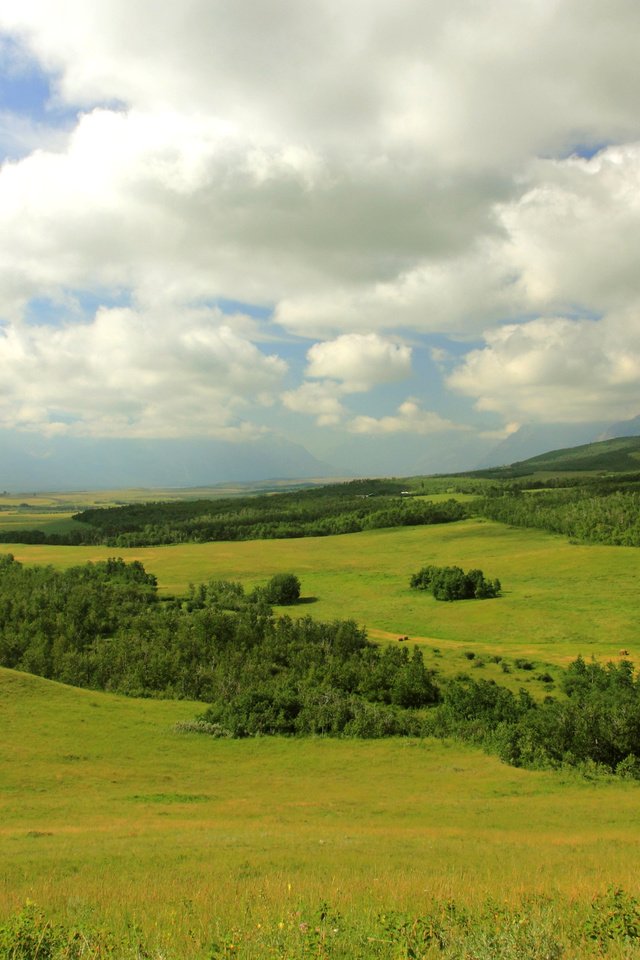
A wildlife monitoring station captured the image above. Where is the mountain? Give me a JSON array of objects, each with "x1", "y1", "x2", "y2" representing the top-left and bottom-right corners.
[
  {"x1": 323, "y1": 429, "x2": 491, "y2": 478},
  {"x1": 599, "y1": 415, "x2": 640, "y2": 441},
  {"x1": 476, "y1": 422, "x2": 610, "y2": 469},
  {"x1": 0, "y1": 431, "x2": 337, "y2": 492}
]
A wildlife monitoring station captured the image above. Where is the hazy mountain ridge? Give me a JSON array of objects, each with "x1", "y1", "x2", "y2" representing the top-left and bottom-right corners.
[
  {"x1": 0, "y1": 431, "x2": 338, "y2": 492},
  {"x1": 3, "y1": 411, "x2": 640, "y2": 491}
]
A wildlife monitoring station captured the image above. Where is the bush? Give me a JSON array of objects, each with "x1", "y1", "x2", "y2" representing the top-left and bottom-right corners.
[
  {"x1": 262, "y1": 573, "x2": 301, "y2": 605},
  {"x1": 515, "y1": 659, "x2": 535, "y2": 671},
  {"x1": 584, "y1": 887, "x2": 640, "y2": 944},
  {"x1": 409, "y1": 564, "x2": 501, "y2": 601}
]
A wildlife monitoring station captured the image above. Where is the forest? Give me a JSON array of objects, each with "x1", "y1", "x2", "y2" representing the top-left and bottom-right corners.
[
  {"x1": 473, "y1": 485, "x2": 640, "y2": 545},
  {"x1": 0, "y1": 479, "x2": 467, "y2": 546},
  {"x1": 2, "y1": 553, "x2": 640, "y2": 777},
  {"x1": 7, "y1": 465, "x2": 640, "y2": 550}
]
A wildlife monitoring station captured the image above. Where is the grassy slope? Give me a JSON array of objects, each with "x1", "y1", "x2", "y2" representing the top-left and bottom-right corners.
[
  {"x1": 478, "y1": 434, "x2": 640, "y2": 476},
  {"x1": 2, "y1": 666, "x2": 640, "y2": 955}
]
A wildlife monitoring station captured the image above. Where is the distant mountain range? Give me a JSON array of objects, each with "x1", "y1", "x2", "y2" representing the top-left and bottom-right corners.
[
  {"x1": 0, "y1": 431, "x2": 338, "y2": 492},
  {"x1": 3, "y1": 410, "x2": 640, "y2": 491}
]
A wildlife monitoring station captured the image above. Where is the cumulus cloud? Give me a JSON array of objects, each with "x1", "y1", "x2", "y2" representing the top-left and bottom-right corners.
[
  {"x1": 448, "y1": 313, "x2": 640, "y2": 423},
  {"x1": 349, "y1": 400, "x2": 466, "y2": 436},
  {"x1": 282, "y1": 381, "x2": 345, "y2": 427},
  {"x1": 0, "y1": 305, "x2": 286, "y2": 437},
  {"x1": 5, "y1": 1, "x2": 640, "y2": 159},
  {"x1": 283, "y1": 334, "x2": 412, "y2": 427},
  {"x1": 1, "y1": 2, "x2": 640, "y2": 441},
  {"x1": 496, "y1": 145, "x2": 640, "y2": 315},
  {"x1": 305, "y1": 333, "x2": 412, "y2": 391}
]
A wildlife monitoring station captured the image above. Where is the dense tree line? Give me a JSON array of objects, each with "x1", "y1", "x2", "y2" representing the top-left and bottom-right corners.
[
  {"x1": 409, "y1": 564, "x2": 501, "y2": 600},
  {"x1": 71, "y1": 487, "x2": 467, "y2": 546},
  {"x1": 2, "y1": 554, "x2": 639, "y2": 775},
  {"x1": 0, "y1": 527, "x2": 102, "y2": 545},
  {"x1": 0, "y1": 482, "x2": 468, "y2": 546},
  {"x1": 473, "y1": 487, "x2": 640, "y2": 546},
  {"x1": 426, "y1": 658, "x2": 640, "y2": 778}
]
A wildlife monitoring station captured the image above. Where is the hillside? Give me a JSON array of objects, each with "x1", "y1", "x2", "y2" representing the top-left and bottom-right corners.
[
  {"x1": 3, "y1": 665, "x2": 640, "y2": 958},
  {"x1": 474, "y1": 434, "x2": 640, "y2": 478}
]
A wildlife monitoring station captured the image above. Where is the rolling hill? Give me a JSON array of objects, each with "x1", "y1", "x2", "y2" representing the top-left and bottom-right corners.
[{"x1": 474, "y1": 434, "x2": 640, "y2": 478}]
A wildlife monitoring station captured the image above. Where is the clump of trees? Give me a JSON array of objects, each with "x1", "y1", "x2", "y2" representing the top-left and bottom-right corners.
[
  {"x1": 428, "y1": 657, "x2": 640, "y2": 779},
  {"x1": 0, "y1": 554, "x2": 439, "y2": 735},
  {"x1": 409, "y1": 564, "x2": 501, "y2": 600}
]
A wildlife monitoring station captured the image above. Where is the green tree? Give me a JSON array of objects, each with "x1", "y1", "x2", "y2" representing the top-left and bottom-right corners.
[{"x1": 263, "y1": 573, "x2": 301, "y2": 605}]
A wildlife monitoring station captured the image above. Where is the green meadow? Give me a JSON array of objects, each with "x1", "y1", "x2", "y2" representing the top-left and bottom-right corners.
[
  {"x1": 3, "y1": 666, "x2": 640, "y2": 958},
  {"x1": 3, "y1": 503, "x2": 640, "y2": 955},
  {"x1": 3, "y1": 517, "x2": 639, "y2": 667}
]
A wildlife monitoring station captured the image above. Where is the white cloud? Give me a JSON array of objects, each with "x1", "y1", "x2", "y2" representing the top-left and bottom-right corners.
[
  {"x1": 496, "y1": 145, "x2": 640, "y2": 315},
  {"x1": 349, "y1": 400, "x2": 466, "y2": 436},
  {"x1": 305, "y1": 333, "x2": 412, "y2": 391},
  {"x1": 5, "y1": 1, "x2": 640, "y2": 160},
  {"x1": 282, "y1": 381, "x2": 345, "y2": 427},
  {"x1": 0, "y1": 306, "x2": 287, "y2": 437},
  {"x1": 283, "y1": 334, "x2": 412, "y2": 426},
  {"x1": 1, "y1": 2, "x2": 640, "y2": 443},
  {"x1": 448, "y1": 313, "x2": 640, "y2": 423}
]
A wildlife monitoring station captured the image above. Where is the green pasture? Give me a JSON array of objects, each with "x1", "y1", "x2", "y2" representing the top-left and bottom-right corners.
[
  {"x1": 2, "y1": 666, "x2": 640, "y2": 958},
  {"x1": 0, "y1": 511, "x2": 79, "y2": 534},
  {"x1": 3, "y1": 518, "x2": 639, "y2": 668}
]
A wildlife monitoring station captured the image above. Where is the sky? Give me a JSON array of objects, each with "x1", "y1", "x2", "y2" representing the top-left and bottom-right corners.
[{"x1": 1, "y1": 0, "x2": 640, "y2": 481}]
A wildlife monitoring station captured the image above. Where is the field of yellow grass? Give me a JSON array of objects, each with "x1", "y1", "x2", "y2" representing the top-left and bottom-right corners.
[{"x1": 2, "y1": 666, "x2": 640, "y2": 957}]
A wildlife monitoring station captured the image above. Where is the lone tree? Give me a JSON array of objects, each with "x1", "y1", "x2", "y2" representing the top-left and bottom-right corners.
[{"x1": 263, "y1": 572, "x2": 301, "y2": 605}]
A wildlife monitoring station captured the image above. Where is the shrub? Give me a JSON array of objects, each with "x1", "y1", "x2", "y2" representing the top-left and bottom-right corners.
[
  {"x1": 409, "y1": 564, "x2": 501, "y2": 601},
  {"x1": 584, "y1": 887, "x2": 640, "y2": 944},
  {"x1": 262, "y1": 573, "x2": 301, "y2": 605},
  {"x1": 515, "y1": 659, "x2": 535, "y2": 671}
]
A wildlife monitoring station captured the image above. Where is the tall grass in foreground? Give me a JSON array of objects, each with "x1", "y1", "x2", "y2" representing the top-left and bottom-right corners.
[
  {"x1": 4, "y1": 888, "x2": 640, "y2": 958},
  {"x1": 4, "y1": 668, "x2": 640, "y2": 957}
]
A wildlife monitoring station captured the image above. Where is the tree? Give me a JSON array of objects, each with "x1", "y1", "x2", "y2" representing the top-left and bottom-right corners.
[
  {"x1": 263, "y1": 573, "x2": 301, "y2": 605},
  {"x1": 409, "y1": 564, "x2": 501, "y2": 601}
]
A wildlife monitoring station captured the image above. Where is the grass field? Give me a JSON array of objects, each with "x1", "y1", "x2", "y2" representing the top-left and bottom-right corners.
[
  {"x1": 4, "y1": 505, "x2": 640, "y2": 956},
  {"x1": 2, "y1": 666, "x2": 640, "y2": 957},
  {"x1": 3, "y1": 518, "x2": 639, "y2": 671}
]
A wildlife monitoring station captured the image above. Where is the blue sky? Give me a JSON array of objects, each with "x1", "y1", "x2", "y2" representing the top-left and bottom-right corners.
[{"x1": 1, "y1": 2, "x2": 640, "y2": 481}]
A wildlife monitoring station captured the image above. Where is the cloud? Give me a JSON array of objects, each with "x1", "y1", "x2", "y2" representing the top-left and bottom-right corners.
[
  {"x1": 448, "y1": 313, "x2": 640, "y2": 423},
  {"x1": 349, "y1": 400, "x2": 467, "y2": 436},
  {"x1": 282, "y1": 381, "x2": 345, "y2": 427},
  {"x1": 0, "y1": 305, "x2": 287, "y2": 437},
  {"x1": 5, "y1": 1, "x2": 640, "y2": 159},
  {"x1": 283, "y1": 333, "x2": 412, "y2": 426},
  {"x1": 1, "y1": 2, "x2": 640, "y2": 446},
  {"x1": 305, "y1": 333, "x2": 412, "y2": 391},
  {"x1": 496, "y1": 145, "x2": 640, "y2": 315}
]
